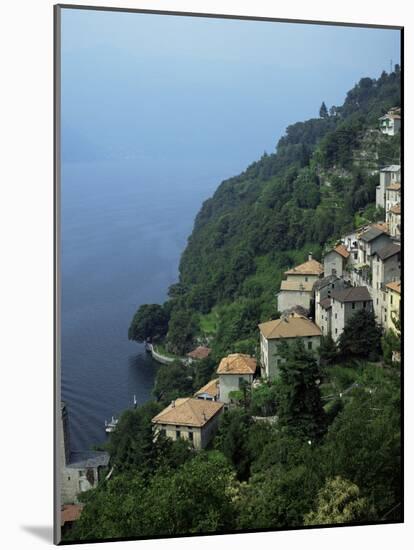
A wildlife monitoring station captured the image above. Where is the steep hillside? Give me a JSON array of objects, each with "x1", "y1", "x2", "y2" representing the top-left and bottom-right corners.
[{"x1": 130, "y1": 68, "x2": 401, "y2": 357}]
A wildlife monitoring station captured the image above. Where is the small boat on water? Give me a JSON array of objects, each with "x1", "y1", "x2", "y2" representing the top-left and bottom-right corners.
[
  {"x1": 104, "y1": 416, "x2": 118, "y2": 433},
  {"x1": 105, "y1": 395, "x2": 136, "y2": 432}
]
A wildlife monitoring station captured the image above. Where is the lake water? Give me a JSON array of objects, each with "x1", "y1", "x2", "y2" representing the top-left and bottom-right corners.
[{"x1": 60, "y1": 156, "x2": 238, "y2": 451}]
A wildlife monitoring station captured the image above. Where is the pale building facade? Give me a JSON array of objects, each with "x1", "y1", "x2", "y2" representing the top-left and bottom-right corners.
[
  {"x1": 385, "y1": 281, "x2": 401, "y2": 334},
  {"x1": 376, "y1": 165, "x2": 401, "y2": 209},
  {"x1": 385, "y1": 183, "x2": 401, "y2": 222},
  {"x1": 330, "y1": 287, "x2": 373, "y2": 342},
  {"x1": 371, "y1": 242, "x2": 401, "y2": 326},
  {"x1": 277, "y1": 254, "x2": 323, "y2": 313},
  {"x1": 216, "y1": 353, "x2": 257, "y2": 403},
  {"x1": 314, "y1": 275, "x2": 347, "y2": 331},
  {"x1": 388, "y1": 204, "x2": 401, "y2": 239},
  {"x1": 323, "y1": 244, "x2": 350, "y2": 278},
  {"x1": 259, "y1": 314, "x2": 321, "y2": 379},
  {"x1": 152, "y1": 398, "x2": 223, "y2": 450}
]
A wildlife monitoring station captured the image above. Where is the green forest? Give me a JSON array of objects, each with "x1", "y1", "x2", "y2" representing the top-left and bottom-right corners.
[{"x1": 65, "y1": 68, "x2": 401, "y2": 542}]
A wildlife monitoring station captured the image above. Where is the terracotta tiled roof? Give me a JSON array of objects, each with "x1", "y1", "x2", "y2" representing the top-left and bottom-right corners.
[
  {"x1": 386, "y1": 281, "x2": 401, "y2": 294},
  {"x1": 194, "y1": 378, "x2": 219, "y2": 399},
  {"x1": 152, "y1": 398, "x2": 223, "y2": 428},
  {"x1": 331, "y1": 286, "x2": 372, "y2": 303},
  {"x1": 217, "y1": 353, "x2": 257, "y2": 375},
  {"x1": 333, "y1": 244, "x2": 350, "y2": 259},
  {"x1": 61, "y1": 504, "x2": 83, "y2": 526},
  {"x1": 187, "y1": 346, "x2": 211, "y2": 360},
  {"x1": 259, "y1": 315, "x2": 322, "y2": 339},
  {"x1": 284, "y1": 259, "x2": 323, "y2": 276},
  {"x1": 280, "y1": 280, "x2": 315, "y2": 292},
  {"x1": 389, "y1": 204, "x2": 401, "y2": 215},
  {"x1": 373, "y1": 222, "x2": 389, "y2": 234}
]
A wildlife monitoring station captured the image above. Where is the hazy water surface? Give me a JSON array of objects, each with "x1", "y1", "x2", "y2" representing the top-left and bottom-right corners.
[{"x1": 61, "y1": 157, "x2": 236, "y2": 451}]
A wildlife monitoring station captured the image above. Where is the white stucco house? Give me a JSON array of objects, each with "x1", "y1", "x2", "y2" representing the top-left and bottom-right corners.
[
  {"x1": 152, "y1": 397, "x2": 223, "y2": 450},
  {"x1": 378, "y1": 108, "x2": 401, "y2": 136},
  {"x1": 330, "y1": 286, "x2": 373, "y2": 342},
  {"x1": 216, "y1": 353, "x2": 257, "y2": 403},
  {"x1": 259, "y1": 313, "x2": 322, "y2": 379},
  {"x1": 277, "y1": 254, "x2": 323, "y2": 313}
]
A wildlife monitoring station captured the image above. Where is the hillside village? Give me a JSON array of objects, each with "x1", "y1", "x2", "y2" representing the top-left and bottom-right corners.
[
  {"x1": 150, "y1": 185, "x2": 400, "y2": 453},
  {"x1": 148, "y1": 107, "x2": 401, "y2": 453},
  {"x1": 62, "y1": 97, "x2": 402, "y2": 537}
]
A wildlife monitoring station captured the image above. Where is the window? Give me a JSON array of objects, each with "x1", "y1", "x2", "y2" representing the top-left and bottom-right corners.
[
  {"x1": 391, "y1": 295, "x2": 393, "y2": 305},
  {"x1": 176, "y1": 430, "x2": 181, "y2": 439},
  {"x1": 305, "y1": 276, "x2": 308, "y2": 282},
  {"x1": 363, "y1": 301, "x2": 366, "y2": 308},
  {"x1": 352, "y1": 302, "x2": 355, "y2": 309},
  {"x1": 376, "y1": 298, "x2": 379, "y2": 305},
  {"x1": 188, "y1": 432, "x2": 194, "y2": 442},
  {"x1": 160, "y1": 428, "x2": 166, "y2": 436},
  {"x1": 68, "y1": 477, "x2": 71, "y2": 481},
  {"x1": 307, "y1": 341, "x2": 312, "y2": 350},
  {"x1": 335, "y1": 328, "x2": 338, "y2": 335},
  {"x1": 354, "y1": 252, "x2": 358, "y2": 260},
  {"x1": 78, "y1": 470, "x2": 84, "y2": 476}
]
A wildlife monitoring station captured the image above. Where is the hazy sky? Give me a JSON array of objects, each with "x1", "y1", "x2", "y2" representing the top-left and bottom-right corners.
[{"x1": 61, "y1": 8, "x2": 401, "y2": 170}]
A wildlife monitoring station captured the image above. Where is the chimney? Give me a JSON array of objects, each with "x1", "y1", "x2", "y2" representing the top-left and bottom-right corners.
[
  {"x1": 171, "y1": 400, "x2": 175, "y2": 408},
  {"x1": 308, "y1": 252, "x2": 313, "y2": 261}
]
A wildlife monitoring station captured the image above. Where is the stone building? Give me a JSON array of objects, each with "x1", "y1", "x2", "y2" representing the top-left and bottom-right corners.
[
  {"x1": 388, "y1": 204, "x2": 401, "y2": 239},
  {"x1": 323, "y1": 244, "x2": 350, "y2": 278},
  {"x1": 314, "y1": 274, "x2": 347, "y2": 332},
  {"x1": 385, "y1": 182, "x2": 401, "y2": 222},
  {"x1": 376, "y1": 165, "x2": 400, "y2": 209},
  {"x1": 60, "y1": 402, "x2": 110, "y2": 505},
  {"x1": 216, "y1": 353, "x2": 257, "y2": 403},
  {"x1": 330, "y1": 287, "x2": 373, "y2": 342},
  {"x1": 259, "y1": 314, "x2": 321, "y2": 379},
  {"x1": 371, "y1": 242, "x2": 401, "y2": 326},
  {"x1": 152, "y1": 397, "x2": 223, "y2": 450}
]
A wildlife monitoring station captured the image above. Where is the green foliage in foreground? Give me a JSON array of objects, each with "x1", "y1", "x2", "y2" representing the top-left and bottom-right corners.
[
  {"x1": 65, "y1": 361, "x2": 400, "y2": 541},
  {"x1": 304, "y1": 477, "x2": 375, "y2": 525},
  {"x1": 66, "y1": 452, "x2": 238, "y2": 541}
]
